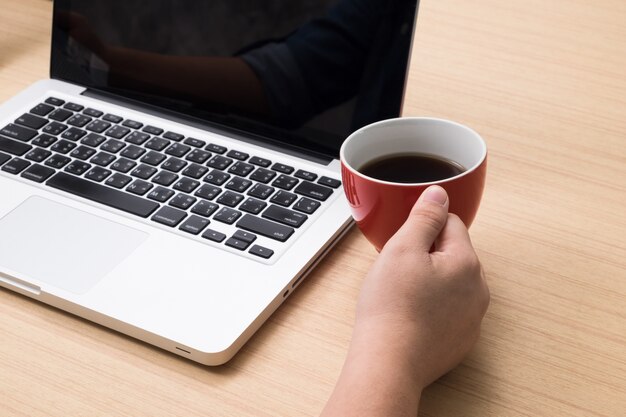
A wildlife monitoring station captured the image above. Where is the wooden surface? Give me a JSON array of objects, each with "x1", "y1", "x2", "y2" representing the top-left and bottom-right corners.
[{"x1": 1, "y1": 0, "x2": 625, "y2": 415}]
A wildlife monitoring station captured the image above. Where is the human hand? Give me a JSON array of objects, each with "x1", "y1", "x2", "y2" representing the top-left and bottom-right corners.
[{"x1": 353, "y1": 185, "x2": 490, "y2": 389}]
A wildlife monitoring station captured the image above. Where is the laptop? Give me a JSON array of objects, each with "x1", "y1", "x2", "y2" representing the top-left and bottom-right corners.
[{"x1": 0, "y1": 0, "x2": 418, "y2": 365}]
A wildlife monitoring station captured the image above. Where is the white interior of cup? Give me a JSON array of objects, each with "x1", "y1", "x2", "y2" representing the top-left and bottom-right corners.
[{"x1": 340, "y1": 117, "x2": 487, "y2": 185}]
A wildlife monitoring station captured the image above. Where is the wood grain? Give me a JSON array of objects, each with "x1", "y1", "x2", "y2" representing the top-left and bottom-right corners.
[{"x1": 1, "y1": 0, "x2": 625, "y2": 416}]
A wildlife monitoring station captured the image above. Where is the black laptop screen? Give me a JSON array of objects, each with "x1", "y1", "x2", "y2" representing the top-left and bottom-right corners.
[{"x1": 51, "y1": 0, "x2": 418, "y2": 159}]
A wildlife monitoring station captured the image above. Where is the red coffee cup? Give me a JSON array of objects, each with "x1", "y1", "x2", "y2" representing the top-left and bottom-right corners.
[{"x1": 340, "y1": 117, "x2": 487, "y2": 251}]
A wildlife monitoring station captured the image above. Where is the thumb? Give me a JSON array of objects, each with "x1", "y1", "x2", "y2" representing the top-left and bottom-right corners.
[{"x1": 392, "y1": 185, "x2": 450, "y2": 252}]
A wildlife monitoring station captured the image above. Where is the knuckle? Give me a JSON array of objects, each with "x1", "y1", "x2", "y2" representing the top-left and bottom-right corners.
[{"x1": 410, "y1": 204, "x2": 445, "y2": 232}]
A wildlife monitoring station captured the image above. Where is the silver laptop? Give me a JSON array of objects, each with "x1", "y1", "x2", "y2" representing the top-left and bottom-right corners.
[{"x1": 0, "y1": 0, "x2": 418, "y2": 365}]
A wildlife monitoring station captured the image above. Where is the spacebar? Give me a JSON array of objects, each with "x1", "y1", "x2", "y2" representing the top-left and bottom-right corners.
[{"x1": 47, "y1": 172, "x2": 160, "y2": 218}]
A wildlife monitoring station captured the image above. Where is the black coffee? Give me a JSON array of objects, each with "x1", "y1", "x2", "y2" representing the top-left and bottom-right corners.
[{"x1": 359, "y1": 153, "x2": 465, "y2": 183}]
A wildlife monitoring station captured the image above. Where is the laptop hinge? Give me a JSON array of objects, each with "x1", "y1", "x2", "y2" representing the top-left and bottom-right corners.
[{"x1": 81, "y1": 88, "x2": 334, "y2": 166}]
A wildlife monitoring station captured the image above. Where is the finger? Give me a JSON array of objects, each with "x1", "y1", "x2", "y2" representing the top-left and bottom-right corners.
[
  {"x1": 433, "y1": 213, "x2": 474, "y2": 255},
  {"x1": 391, "y1": 185, "x2": 450, "y2": 252}
]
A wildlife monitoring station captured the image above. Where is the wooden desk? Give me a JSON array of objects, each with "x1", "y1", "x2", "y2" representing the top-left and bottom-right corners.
[{"x1": 1, "y1": 0, "x2": 625, "y2": 415}]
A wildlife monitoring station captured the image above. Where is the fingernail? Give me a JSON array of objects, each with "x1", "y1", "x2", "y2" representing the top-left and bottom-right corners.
[{"x1": 421, "y1": 185, "x2": 448, "y2": 206}]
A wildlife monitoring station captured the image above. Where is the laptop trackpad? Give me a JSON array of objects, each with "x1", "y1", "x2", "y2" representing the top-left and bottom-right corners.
[{"x1": 0, "y1": 196, "x2": 148, "y2": 294}]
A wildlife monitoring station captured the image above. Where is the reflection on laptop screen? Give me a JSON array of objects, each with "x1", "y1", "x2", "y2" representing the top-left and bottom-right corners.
[{"x1": 52, "y1": 0, "x2": 418, "y2": 157}]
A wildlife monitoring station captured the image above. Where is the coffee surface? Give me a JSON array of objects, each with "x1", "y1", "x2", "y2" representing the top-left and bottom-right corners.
[{"x1": 359, "y1": 153, "x2": 465, "y2": 183}]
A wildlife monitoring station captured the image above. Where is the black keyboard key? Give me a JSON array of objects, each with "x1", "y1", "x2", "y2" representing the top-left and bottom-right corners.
[
  {"x1": 101, "y1": 138, "x2": 126, "y2": 153},
  {"x1": 249, "y1": 167, "x2": 276, "y2": 184},
  {"x1": 318, "y1": 176, "x2": 341, "y2": 188},
  {"x1": 105, "y1": 173, "x2": 133, "y2": 189},
  {"x1": 233, "y1": 230, "x2": 257, "y2": 243},
  {"x1": 105, "y1": 125, "x2": 130, "y2": 139},
  {"x1": 50, "y1": 139, "x2": 77, "y2": 154},
  {"x1": 248, "y1": 183, "x2": 275, "y2": 200},
  {"x1": 203, "y1": 169, "x2": 230, "y2": 185},
  {"x1": 47, "y1": 172, "x2": 159, "y2": 217},
  {"x1": 90, "y1": 151, "x2": 116, "y2": 166},
  {"x1": 85, "y1": 166, "x2": 112, "y2": 182},
  {"x1": 225, "y1": 237, "x2": 251, "y2": 251},
  {"x1": 143, "y1": 125, "x2": 163, "y2": 135},
  {"x1": 270, "y1": 190, "x2": 297, "y2": 207},
  {"x1": 110, "y1": 158, "x2": 137, "y2": 173},
  {"x1": 32, "y1": 134, "x2": 57, "y2": 148},
  {"x1": 294, "y1": 180, "x2": 333, "y2": 201},
  {"x1": 272, "y1": 174, "x2": 299, "y2": 190},
  {"x1": 152, "y1": 170, "x2": 179, "y2": 186},
  {"x1": 216, "y1": 190, "x2": 244, "y2": 207},
  {"x1": 42, "y1": 121, "x2": 68, "y2": 136},
  {"x1": 130, "y1": 164, "x2": 157, "y2": 179},
  {"x1": 179, "y1": 215, "x2": 210, "y2": 235},
  {"x1": 103, "y1": 114, "x2": 123, "y2": 123},
  {"x1": 85, "y1": 119, "x2": 111, "y2": 134},
  {"x1": 293, "y1": 197, "x2": 321, "y2": 214},
  {"x1": 70, "y1": 145, "x2": 97, "y2": 161},
  {"x1": 48, "y1": 108, "x2": 73, "y2": 122},
  {"x1": 295, "y1": 169, "x2": 318, "y2": 181},
  {"x1": 226, "y1": 150, "x2": 249, "y2": 161},
  {"x1": 169, "y1": 193, "x2": 197, "y2": 210},
  {"x1": 202, "y1": 228, "x2": 226, "y2": 243},
  {"x1": 151, "y1": 206, "x2": 187, "y2": 227},
  {"x1": 271, "y1": 162, "x2": 294, "y2": 174},
  {"x1": 122, "y1": 119, "x2": 143, "y2": 129},
  {"x1": 182, "y1": 163, "x2": 209, "y2": 179},
  {"x1": 249, "y1": 156, "x2": 271, "y2": 167},
  {"x1": 67, "y1": 114, "x2": 92, "y2": 128},
  {"x1": 191, "y1": 200, "x2": 219, "y2": 217},
  {"x1": 162, "y1": 157, "x2": 187, "y2": 172},
  {"x1": 213, "y1": 207, "x2": 242, "y2": 225},
  {"x1": 207, "y1": 155, "x2": 233, "y2": 170},
  {"x1": 25, "y1": 147, "x2": 52, "y2": 163},
  {"x1": 83, "y1": 108, "x2": 104, "y2": 117},
  {"x1": 15, "y1": 113, "x2": 48, "y2": 130},
  {"x1": 249, "y1": 244, "x2": 274, "y2": 259},
  {"x1": 147, "y1": 186, "x2": 175, "y2": 202},
  {"x1": 0, "y1": 152, "x2": 10, "y2": 166},
  {"x1": 239, "y1": 198, "x2": 267, "y2": 215},
  {"x1": 228, "y1": 161, "x2": 254, "y2": 177},
  {"x1": 126, "y1": 179, "x2": 153, "y2": 196},
  {"x1": 183, "y1": 137, "x2": 205, "y2": 148},
  {"x1": 44, "y1": 154, "x2": 71, "y2": 169},
  {"x1": 61, "y1": 127, "x2": 87, "y2": 142},
  {"x1": 225, "y1": 176, "x2": 252, "y2": 192},
  {"x1": 185, "y1": 148, "x2": 211, "y2": 164},
  {"x1": 21, "y1": 164, "x2": 54, "y2": 183},
  {"x1": 173, "y1": 177, "x2": 200, "y2": 193},
  {"x1": 262, "y1": 204, "x2": 308, "y2": 228},
  {"x1": 30, "y1": 103, "x2": 55, "y2": 117},
  {"x1": 120, "y1": 144, "x2": 146, "y2": 160},
  {"x1": 194, "y1": 184, "x2": 221, "y2": 200},
  {"x1": 140, "y1": 151, "x2": 166, "y2": 166},
  {"x1": 0, "y1": 136, "x2": 32, "y2": 156},
  {"x1": 236, "y1": 214, "x2": 294, "y2": 242},
  {"x1": 45, "y1": 97, "x2": 65, "y2": 106},
  {"x1": 65, "y1": 160, "x2": 92, "y2": 176},
  {"x1": 145, "y1": 137, "x2": 170, "y2": 151},
  {"x1": 63, "y1": 102, "x2": 84, "y2": 112},
  {"x1": 125, "y1": 130, "x2": 151, "y2": 145},
  {"x1": 1, "y1": 158, "x2": 30, "y2": 174},
  {"x1": 164, "y1": 131, "x2": 184, "y2": 142},
  {"x1": 165, "y1": 142, "x2": 191, "y2": 157},
  {"x1": 81, "y1": 133, "x2": 106, "y2": 147},
  {"x1": 1, "y1": 123, "x2": 38, "y2": 142},
  {"x1": 205, "y1": 143, "x2": 226, "y2": 154}
]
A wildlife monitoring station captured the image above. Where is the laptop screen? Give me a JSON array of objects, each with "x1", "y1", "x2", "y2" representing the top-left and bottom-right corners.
[{"x1": 51, "y1": 0, "x2": 418, "y2": 159}]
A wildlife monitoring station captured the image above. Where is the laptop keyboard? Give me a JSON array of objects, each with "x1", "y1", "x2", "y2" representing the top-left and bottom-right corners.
[{"x1": 0, "y1": 97, "x2": 341, "y2": 261}]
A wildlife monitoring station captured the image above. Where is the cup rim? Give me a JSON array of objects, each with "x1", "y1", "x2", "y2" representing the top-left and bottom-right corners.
[{"x1": 340, "y1": 117, "x2": 487, "y2": 187}]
